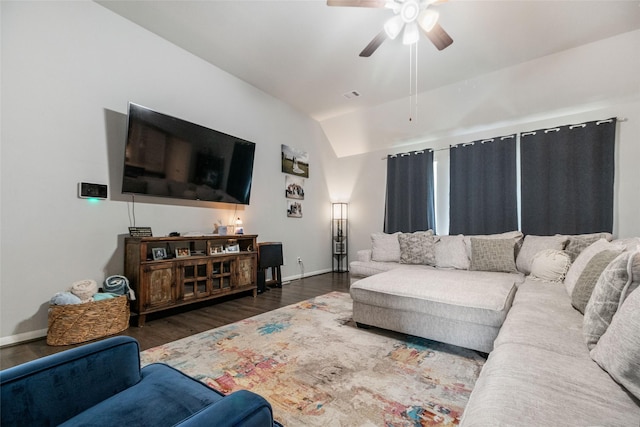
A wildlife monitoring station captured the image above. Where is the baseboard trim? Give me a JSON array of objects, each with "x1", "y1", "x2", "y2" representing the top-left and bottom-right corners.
[
  {"x1": 283, "y1": 268, "x2": 333, "y2": 283},
  {"x1": 1, "y1": 328, "x2": 47, "y2": 348}
]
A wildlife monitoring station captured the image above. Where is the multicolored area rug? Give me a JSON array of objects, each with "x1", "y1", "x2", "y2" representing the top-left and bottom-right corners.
[{"x1": 141, "y1": 291, "x2": 485, "y2": 426}]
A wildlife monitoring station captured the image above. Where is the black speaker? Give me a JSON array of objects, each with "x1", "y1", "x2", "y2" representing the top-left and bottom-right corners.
[{"x1": 258, "y1": 242, "x2": 283, "y2": 268}]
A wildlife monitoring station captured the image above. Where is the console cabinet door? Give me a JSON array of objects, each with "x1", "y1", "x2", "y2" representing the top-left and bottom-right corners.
[
  {"x1": 236, "y1": 255, "x2": 254, "y2": 288},
  {"x1": 142, "y1": 262, "x2": 175, "y2": 309}
]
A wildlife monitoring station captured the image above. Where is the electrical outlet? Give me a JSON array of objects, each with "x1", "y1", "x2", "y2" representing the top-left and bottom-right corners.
[{"x1": 297, "y1": 257, "x2": 302, "y2": 264}]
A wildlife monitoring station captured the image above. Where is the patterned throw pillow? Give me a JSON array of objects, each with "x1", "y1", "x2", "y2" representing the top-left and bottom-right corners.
[
  {"x1": 571, "y1": 249, "x2": 623, "y2": 314},
  {"x1": 516, "y1": 235, "x2": 568, "y2": 275},
  {"x1": 563, "y1": 232, "x2": 613, "y2": 262},
  {"x1": 529, "y1": 249, "x2": 572, "y2": 283},
  {"x1": 398, "y1": 233, "x2": 439, "y2": 266},
  {"x1": 469, "y1": 238, "x2": 518, "y2": 273},
  {"x1": 590, "y1": 287, "x2": 640, "y2": 400},
  {"x1": 564, "y1": 239, "x2": 622, "y2": 296},
  {"x1": 583, "y1": 250, "x2": 640, "y2": 350}
]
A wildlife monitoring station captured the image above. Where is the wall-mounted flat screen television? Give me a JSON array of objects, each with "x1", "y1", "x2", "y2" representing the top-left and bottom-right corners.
[{"x1": 122, "y1": 103, "x2": 256, "y2": 205}]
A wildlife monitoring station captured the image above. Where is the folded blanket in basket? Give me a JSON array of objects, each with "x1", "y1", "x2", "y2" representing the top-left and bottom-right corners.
[
  {"x1": 104, "y1": 276, "x2": 135, "y2": 300},
  {"x1": 50, "y1": 292, "x2": 82, "y2": 305},
  {"x1": 70, "y1": 280, "x2": 98, "y2": 302}
]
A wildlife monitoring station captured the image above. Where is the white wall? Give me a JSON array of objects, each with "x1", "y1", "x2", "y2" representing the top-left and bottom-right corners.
[
  {"x1": 338, "y1": 31, "x2": 640, "y2": 255},
  {"x1": 0, "y1": 1, "x2": 338, "y2": 344}
]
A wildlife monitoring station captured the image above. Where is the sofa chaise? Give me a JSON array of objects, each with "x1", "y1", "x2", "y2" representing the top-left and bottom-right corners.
[
  {"x1": 349, "y1": 230, "x2": 640, "y2": 426},
  {"x1": 0, "y1": 336, "x2": 279, "y2": 427}
]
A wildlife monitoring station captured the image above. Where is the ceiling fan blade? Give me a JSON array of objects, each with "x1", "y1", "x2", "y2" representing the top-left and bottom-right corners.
[
  {"x1": 327, "y1": 0, "x2": 387, "y2": 7},
  {"x1": 422, "y1": 22, "x2": 453, "y2": 51},
  {"x1": 359, "y1": 30, "x2": 387, "y2": 57}
]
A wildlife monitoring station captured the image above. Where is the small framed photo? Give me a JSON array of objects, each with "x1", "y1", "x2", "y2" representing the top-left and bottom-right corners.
[
  {"x1": 209, "y1": 245, "x2": 224, "y2": 255},
  {"x1": 175, "y1": 247, "x2": 191, "y2": 258},
  {"x1": 152, "y1": 247, "x2": 167, "y2": 260},
  {"x1": 226, "y1": 244, "x2": 240, "y2": 253},
  {"x1": 334, "y1": 242, "x2": 346, "y2": 254}
]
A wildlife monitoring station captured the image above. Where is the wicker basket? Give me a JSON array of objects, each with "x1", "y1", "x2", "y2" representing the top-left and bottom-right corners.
[{"x1": 47, "y1": 295, "x2": 130, "y2": 346}]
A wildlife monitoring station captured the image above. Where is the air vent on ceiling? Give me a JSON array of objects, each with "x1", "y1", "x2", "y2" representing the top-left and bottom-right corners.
[{"x1": 343, "y1": 90, "x2": 361, "y2": 100}]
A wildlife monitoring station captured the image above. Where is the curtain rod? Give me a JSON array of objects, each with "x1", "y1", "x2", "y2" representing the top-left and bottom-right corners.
[{"x1": 380, "y1": 117, "x2": 627, "y2": 160}]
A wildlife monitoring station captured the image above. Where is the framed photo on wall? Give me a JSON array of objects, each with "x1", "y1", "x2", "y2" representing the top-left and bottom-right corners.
[
  {"x1": 287, "y1": 201, "x2": 303, "y2": 218},
  {"x1": 281, "y1": 144, "x2": 309, "y2": 178},
  {"x1": 285, "y1": 175, "x2": 305, "y2": 200}
]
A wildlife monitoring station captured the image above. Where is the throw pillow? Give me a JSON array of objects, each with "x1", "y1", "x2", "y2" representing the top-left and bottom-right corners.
[
  {"x1": 516, "y1": 235, "x2": 569, "y2": 275},
  {"x1": 398, "y1": 233, "x2": 439, "y2": 265},
  {"x1": 571, "y1": 249, "x2": 623, "y2": 314},
  {"x1": 562, "y1": 232, "x2": 613, "y2": 262},
  {"x1": 469, "y1": 238, "x2": 518, "y2": 273},
  {"x1": 590, "y1": 287, "x2": 640, "y2": 401},
  {"x1": 529, "y1": 249, "x2": 572, "y2": 283},
  {"x1": 371, "y1": 232, "x2": 401, "y2": 262},
  {"x1": 464, "y1": 231, "x2": 524, "y2": 259},
  {"x1": 434, "y1": 235, "x2": 470, "y2": 270},
  {"x1": 583, "y1": 250, "x2": 640, "y2": 350},
  {"x1": 564, "y1": 239, "x2": 622, "y2": 296}
]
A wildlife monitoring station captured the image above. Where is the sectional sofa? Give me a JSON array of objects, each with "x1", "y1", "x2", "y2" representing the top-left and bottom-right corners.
[{"x1": 349, "y1": 230, "x2": 640, "y2": 426}]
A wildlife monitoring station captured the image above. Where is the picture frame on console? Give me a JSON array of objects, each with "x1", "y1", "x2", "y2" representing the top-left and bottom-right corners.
[
  {"x1": 152, "y1": 247, "x2": 167, "y2": 260},
  {"x1": 175, "y1": 247, "x2": 191, "y2": 258},
  {"x1": 209, "y1": 245, "x2": 224, "y2": 255}
]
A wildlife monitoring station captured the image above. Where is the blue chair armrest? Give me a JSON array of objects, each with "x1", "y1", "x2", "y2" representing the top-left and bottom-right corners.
[
  {"x1": 175, "y1": 389, "x2": 276, "y2": 427},
  {"x1": 1, "y1": 336, "x2": 141, "y2": 426}
]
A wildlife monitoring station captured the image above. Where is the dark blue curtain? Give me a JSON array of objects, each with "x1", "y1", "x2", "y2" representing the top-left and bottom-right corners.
[
  {"x1": 384, "y1": 150, "x2": 436, "y2": 233},
  {"x1": 449, "y1": 136, "x2": 518, "y2": 235},
  {"x1": 520, "y1": 118, "x2": 616, "y2": 235}
]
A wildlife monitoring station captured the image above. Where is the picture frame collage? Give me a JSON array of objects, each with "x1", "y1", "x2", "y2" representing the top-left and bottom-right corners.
[{"x1": 282, "y1": 144, "x2": 308, "y2": 218}]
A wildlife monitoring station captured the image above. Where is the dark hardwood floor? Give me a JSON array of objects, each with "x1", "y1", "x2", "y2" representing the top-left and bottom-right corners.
[{"x1": 0, "y1": 272, "x2": 351, "y2": 370}]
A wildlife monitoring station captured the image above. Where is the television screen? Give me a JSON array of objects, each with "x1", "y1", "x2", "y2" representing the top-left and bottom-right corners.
[{"x1": 122, "y1": 103, "x2": 256, "y2": 205}]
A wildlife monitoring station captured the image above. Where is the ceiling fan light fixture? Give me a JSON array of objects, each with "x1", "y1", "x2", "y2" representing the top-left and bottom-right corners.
[
  {"x1": 402, "y1": 21, "x2": 420, "y2": 45},
  {"x1": 417, "y1": 9, "x2": 439, "y2": 32},
  {"x1": 384, "y1": 15, "x2": 404, "y2": 39},
  {"x1": 400, "y1": 0, "x2": 420, "y2": 23}
]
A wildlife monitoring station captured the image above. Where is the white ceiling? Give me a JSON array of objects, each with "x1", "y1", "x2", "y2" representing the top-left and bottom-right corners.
[{"x1": 97, "y1": 0, "x2": 640, "y2": 148}]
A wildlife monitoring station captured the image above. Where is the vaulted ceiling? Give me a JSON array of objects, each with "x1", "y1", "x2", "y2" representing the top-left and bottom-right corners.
[{"x1": 97, "y1": 1, "x2": 640, "y2": 155}]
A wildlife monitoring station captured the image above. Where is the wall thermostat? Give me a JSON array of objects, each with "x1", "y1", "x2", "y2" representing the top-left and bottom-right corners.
[{"x1": 79, "y1": 182, "x2": 108, "y2": 199}]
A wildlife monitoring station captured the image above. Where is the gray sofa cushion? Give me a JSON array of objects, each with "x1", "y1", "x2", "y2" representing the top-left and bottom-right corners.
[
  {"x1": 370, "y1": 232, "x2": 402, "y2": 262},
  {"x1": 460, "y1": 343, "x2": 640, "y2": 427},
  {"x1": 434, "y1": 234, "x2": 469, "y2": 270},
  {"x1": 564, "y1": 238, "x2": 622, "y2": 296},
  {"x1": 563, "y1": 232, "x2": 613, "y2": 262}
]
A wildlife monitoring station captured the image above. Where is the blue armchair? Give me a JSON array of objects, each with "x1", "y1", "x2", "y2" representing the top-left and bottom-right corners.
[{"x1": 1, "y1": 336, "x2": 279, "y2": 426}]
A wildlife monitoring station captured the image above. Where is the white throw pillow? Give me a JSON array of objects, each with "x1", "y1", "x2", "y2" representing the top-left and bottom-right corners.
[
  {"x1": 529, "y1": 249, "x2": 572, "y2": 283},
  {"x1": 434, "y1": 235, "x2": 469, "y2": 270},
  {"x1": 516, "y1": 235, "x2": 568, "y2": 275},
  {"x1": 370, "y1": 232, "x2": 401, "y2": 262}
]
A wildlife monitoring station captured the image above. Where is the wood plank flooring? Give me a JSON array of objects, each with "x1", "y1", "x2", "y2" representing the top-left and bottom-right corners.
[{"x1": 0, "y1": 272, "x2": 351, "y2": 370}]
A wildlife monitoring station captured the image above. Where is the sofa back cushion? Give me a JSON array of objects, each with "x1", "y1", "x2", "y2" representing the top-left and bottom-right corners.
[
  {"x1": 516, "y1": 235, "x2": 568, "y2": 275},
  {"x1": 434, "y1": 234, "x2": 470, "y2": 270}
]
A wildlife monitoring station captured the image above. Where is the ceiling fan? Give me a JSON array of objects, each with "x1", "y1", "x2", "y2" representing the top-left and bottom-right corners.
[{"x1": 327, "y1": 0, "x2": 453, "y2": 57}]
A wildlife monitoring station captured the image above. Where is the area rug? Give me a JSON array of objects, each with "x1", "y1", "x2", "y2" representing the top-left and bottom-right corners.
[{"x1": 141, "y1": 291, "x2": 486, "y2": 426}]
